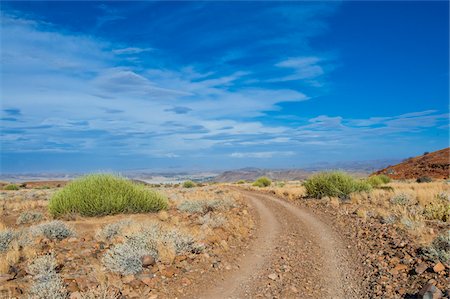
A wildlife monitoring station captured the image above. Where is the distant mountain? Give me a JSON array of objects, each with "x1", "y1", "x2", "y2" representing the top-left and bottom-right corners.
[
  {"x1": 213, "y1": 168, "x2": 312, "y2": 182},
  {"x1": 373, "y1": 148, "x2": 450, "y2": 179},
  {"x1": 213, "y1": 159, "x2": 399, "y2": 182}
]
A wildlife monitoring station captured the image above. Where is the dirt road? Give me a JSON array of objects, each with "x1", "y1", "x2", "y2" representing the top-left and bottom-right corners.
[{"x1": 199, "y1": 188, "x2": 363, "y2": 299}]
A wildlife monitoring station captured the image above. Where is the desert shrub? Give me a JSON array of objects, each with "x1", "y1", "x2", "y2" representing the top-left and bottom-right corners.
[
  {"x1": 423, "y1": 202, "x2": 450, "y2": 222},
  {"x1": 79, "y1": 285, "x2": 120, "y2": 299},
  {"x1": 97, "y1": 220, "x2": 132, "y2": 241},
  {"x1": 103, "y1": 223, "x2": 200, "y2": 275},
  {"x1": 178, "y1": 200, "x2": 205, "y2": 213},
  {"x1": 400, "y1": 217, "x2": 423, "y2": 230},
  {"x1": 17, "y1": 211, "x2": 43, "y2": 225},
  {"x1": 183, "y1": 180, "x2": 196, "y2": 188},
  {"x1": 236, "y1": 180, "x2": 246, "y2": 184},
  {"x1": 436, "y1": 192, "x2": 449, "y2": 201},
  {"x1": 198, "y1": 214, "x2": 226, "y2": 228},
  {"x1": 422, "y1": 233, "x2": 450, "y2": 264},
  {"x1": 304, "y1": 172, "x2": 371, "y2": 199},
  {"x1": 48, "y1": 174, "x2": 168, "y2": 217},
  {"x1": 177, "y1": 199, "x2": 235, "y2": 214},
  {"x1": 28, "y1": 254, "x2": 67, "y2": 299},
  {"x1": 366, "y1": 176, "x2": 383, "y2": 187},
  {"x1": 367, "y1": 175, "x2": 391, "y2": 187},
  {"x1": 276, "y1": 181, "x2": 286, "y2": 188},
  {"x1": 390, "y1": 193, "x2": 412, "y2": 205},
  {"x1": 380, "y1": 214, "x2": 397, "y2": 225},
  {"x1": 0, "y1": 230, "x2": 14, "y2": 252},
  {"x1": 416, "y1": 176, "x2": 432, "y2": 183},
  {"x1": 252, "y1": 177, "x2": 272, "y2": 187},
  {"x1": 159, "y1": 228, "x2": 197, "y2": 254},
  {"x1": 102, "y1": 243, "x2": 148, "y2": 275},
  {"x1": 206, "y1": 199, "x2": 236, "y2": 211},
  {"x1": 4, "y1": 184, "x2": 19, "y2": 190},
  {"x1": 31, "y1": 221, "x2": 74, "y2": 240},
  {"x1": 377, "y1": 175, "x2": 391, "y2": 184}
]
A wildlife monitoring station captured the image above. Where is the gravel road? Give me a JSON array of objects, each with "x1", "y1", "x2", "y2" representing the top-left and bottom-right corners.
[{"x1": 199, "y1": 188, "x2": 364, "y2": 299}]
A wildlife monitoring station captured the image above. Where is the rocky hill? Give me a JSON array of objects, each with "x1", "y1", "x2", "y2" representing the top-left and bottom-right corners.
[{"x1": 374, "y1": 148, "x2": 449, "y2": 179}]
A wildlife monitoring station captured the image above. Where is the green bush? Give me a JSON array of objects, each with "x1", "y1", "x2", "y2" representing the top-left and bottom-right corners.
[
  {"x1": 423, "y1": 202, "x2": 450, "y2": 222},
  {"x1": 252, "y1": 177, "x2": 272, "y2": 187},
  {"x1": 48, "y1": 174, "x2": 168, "y2": 217},
  {"x1": 366, "y1": 175, "x2": 391, "y2": 187},
  {"x1": 183, "y1": 180, "x2": 196, "y2": 188},
  {"x1": 304, "y1": 171, "x2": 371, "y2": 199},
  {"x1": 4, "y1": 184, "x2": 19, "y2": 190},
  {"x1": 236, "y1": 180, "x2": 246, "y2": 184}
]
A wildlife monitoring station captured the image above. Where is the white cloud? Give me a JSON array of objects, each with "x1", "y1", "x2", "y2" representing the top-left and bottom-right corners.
[
  {"x1": 113, "y1": 47, "x2": 153, "y2": 55},
  {"x1": 270, "y1": 56, "x2": 326, "y2": 83}
]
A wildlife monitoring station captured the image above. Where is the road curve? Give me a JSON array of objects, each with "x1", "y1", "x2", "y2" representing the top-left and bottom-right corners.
[{"x1": 199, "y1": 187, "x2": 363, "y2": 299}]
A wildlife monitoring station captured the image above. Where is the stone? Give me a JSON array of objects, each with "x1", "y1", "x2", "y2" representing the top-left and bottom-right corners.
[
  {"x1": 433, "y1": 262, "x2": 445, "y2": 273},
  {"x1": 181, "y1": 277, "x2": 191, "y2": 286},
  {"x1": 417, "y1": 283, "x2": 443, "y2": 299},
  {"x1": 268, "y1": 273, "x2": 277, "y2": 280},
  {"x1": 142, "y1": 255, "x2": 155, "y2": 267},
  {"x1": 161, "y1": 266, "x2": 177, "y2": 278},
  {"x1": 69, "y1": 292, "x2": 82, "y2": 299},
  {"x1": 394, "y1": 264, "x2": 408, "y2": 272},
  {"x1": 139, "y1": 274, "x2": 154, "y2": 286},
  {"x1": 158, "y1": 211, "x2": 169, "y2": 221},
  {"x1": 415, "y1": 263, "x2": 428, "y2": 275},
  {"x1": 66, "y1": 281, "x2": 80, "y2": 292}
]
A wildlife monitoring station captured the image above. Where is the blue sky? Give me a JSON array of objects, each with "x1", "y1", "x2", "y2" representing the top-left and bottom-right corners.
[{"x1": 1, "y1": 1, "x2": 448, "y2": 173}]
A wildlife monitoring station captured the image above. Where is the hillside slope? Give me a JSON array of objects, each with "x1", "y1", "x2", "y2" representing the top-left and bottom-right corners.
[{"x1": 374, "y1": 148, "x2": 449, "y2": 179}]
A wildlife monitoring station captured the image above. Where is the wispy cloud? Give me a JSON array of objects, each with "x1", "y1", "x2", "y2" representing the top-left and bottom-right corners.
[{"x1": 230, "y1": 151, "x2": 295, "y2": 158}]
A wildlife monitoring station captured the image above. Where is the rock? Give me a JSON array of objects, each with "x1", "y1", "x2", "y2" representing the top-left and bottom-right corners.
[
  {"x1": 268, "y1": 273, "x2": 277, "y2": 280},
  {"x1": 67, "y1": 237, "x2": 78, "y2": 243},
  {"x1": 142, "y1": 255, "x2": 155, "y2": 267},
  {"x1": 415, "y1": 263, "x2": 428, "y2": 275},
  {"x1": 181, "y1": 277, "x2": 191, "y2": 286},
  {"x1": 161, "y1": 266, "x2": 177, "y2": 278},
  {"x1": 66, "y1": 281, "x2": 79, "y2": 292},
  {"x1": 69, "y1": 292, "x2": 82, "y2": 299},
  {"x1": 433, "y1": 262, "x2": 445, "y2": 273},
  {"x1": 417, "y1": 283, "x2": 443, "y2": 299},
  {"x1": 158, "y1": 211, "x2": 169, "y2": 221},
  {"x1": 394, "y1": 264, "x2": 408, "y2": 272},
  {"x1": 129, "y1": 279, "x2": 142, "y2": 288},
  {"x1": 138, "y1": 274, "x2": 154, "y2": 286}
]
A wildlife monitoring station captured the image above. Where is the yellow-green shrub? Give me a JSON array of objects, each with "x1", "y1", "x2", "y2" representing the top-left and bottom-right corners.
[{"x1": 48, "y1": 174, "x2": 168, "y2": 217}]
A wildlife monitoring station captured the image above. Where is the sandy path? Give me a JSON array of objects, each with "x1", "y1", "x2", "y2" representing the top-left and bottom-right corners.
[{"x1": 198, "y1": 188, "x2": 362, "y2": 299}]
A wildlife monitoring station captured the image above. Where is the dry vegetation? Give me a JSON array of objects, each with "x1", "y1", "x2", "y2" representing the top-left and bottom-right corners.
[
  {"x1": 246, "y1": 179, "x2": 449, "y2": 242},
  {"x1": 0, "y1": 183, "x2": 254, "y2": 298}
]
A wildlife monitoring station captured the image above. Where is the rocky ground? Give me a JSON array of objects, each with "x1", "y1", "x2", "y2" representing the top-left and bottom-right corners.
[
  {"x1": 254, "y1": 183, "x2": 449, "y2": 299},
  {"x1": 0, "y1": 185, "x2": 255, "y2": 299},
  {"x1": 0, "y1": 181, "x2": 449, "y2": 299}
]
